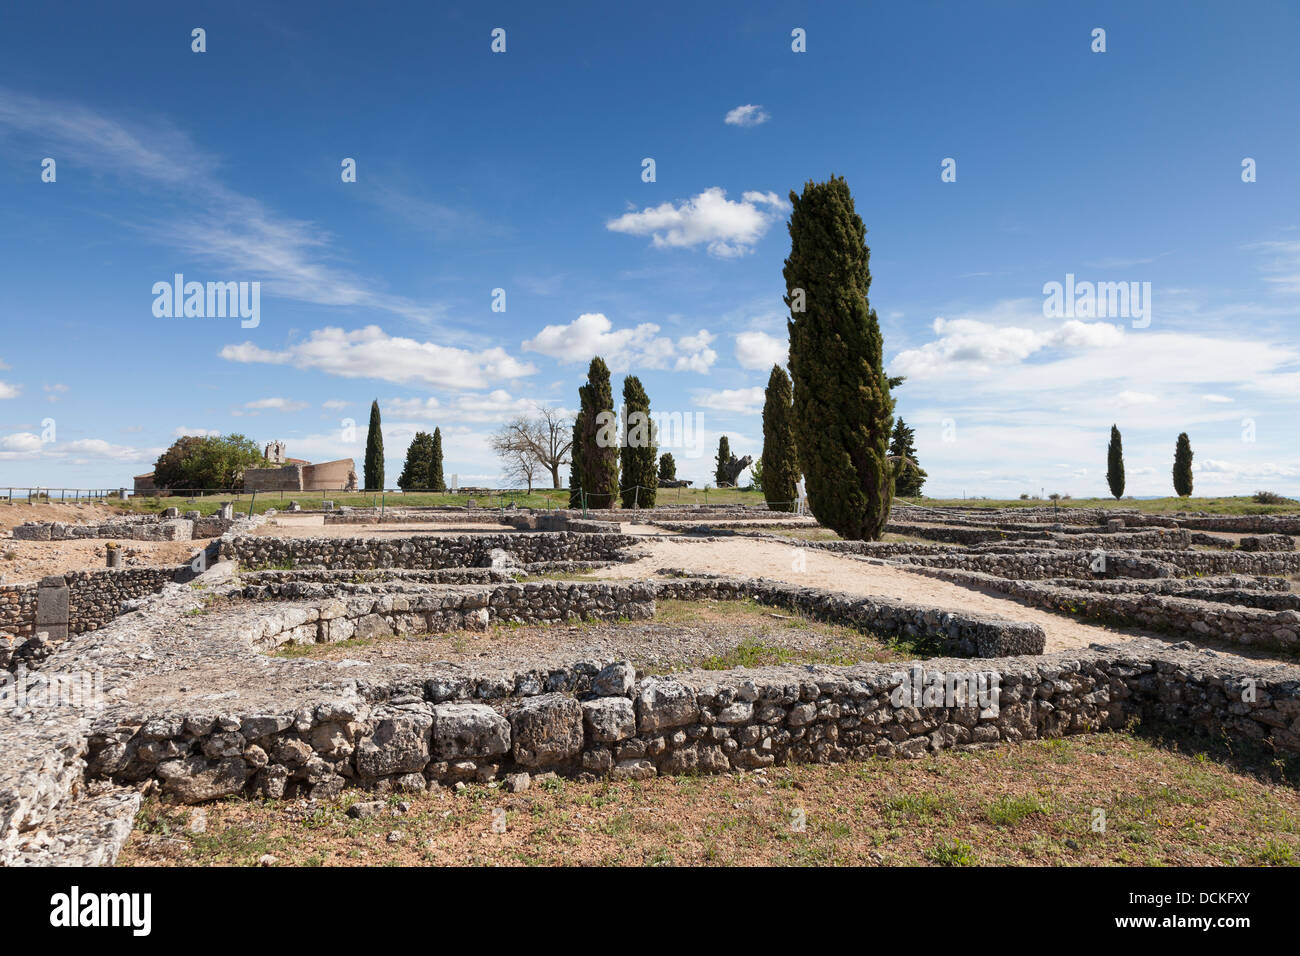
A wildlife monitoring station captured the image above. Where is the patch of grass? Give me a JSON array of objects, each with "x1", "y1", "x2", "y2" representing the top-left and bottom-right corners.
[
  {"x1": 926, "y1": 839, "x2": 977, "y2": 866},
  {"x1": 986, "y1": 794, "x2": 1049, "y2": 826},
  {"x1": 913, "y1": 496, "x2": 1300, "y2": 516},
  {"x1": 120, "y1": 728, "x2": 1300, "y2": 868}
]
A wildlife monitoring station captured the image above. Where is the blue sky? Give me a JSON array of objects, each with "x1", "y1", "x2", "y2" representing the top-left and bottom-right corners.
[{"x1": 1, "y1": 1, "x2": 1298, "y2": 497}]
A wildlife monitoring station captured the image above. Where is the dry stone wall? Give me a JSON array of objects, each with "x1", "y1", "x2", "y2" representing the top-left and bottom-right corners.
[
  {"x1": 654, "y1": 573, "x2": 1045, "y2": 657},
  {"x1": 82, "y1": 641, "x2": 1300, "y2": 806},
  {"x1": 219, "y1": 531, "x2": 641, "y2": 570},
  {"x1": 907, "y1": 566, "x2": 1300, "y2": 651}
]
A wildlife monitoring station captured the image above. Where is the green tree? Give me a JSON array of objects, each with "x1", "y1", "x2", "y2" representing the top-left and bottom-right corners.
[
  {"x1": 888, "y1": 418, "x2": 927, "y2": 498},
  {"x1": 619, "y1": 376, "x2": 657, "y2": 508},
  {"x1": 714, "y1": 435, "x2": 732, "y2": 486},
  {"x1": 761, "y1": 364, "x2": 798, "y2": 511},
  {"x1": 1106, "y1": 424, "x2": 1125, "y2": 499},
  {"x1": 1173, "y1": 432, "x2": 1194, "y2": 497},
  {"x1": 570, "y1": 357, "x2": 619, "y2": 508},
  {"x1": 658, "y1": 452, "x2": 676, "y2": 482},
  {"x1": 784, "y1": 175, "x2": 895, "y2": 539},
  {"x1": 397, "y1": 432, "x2": 435, "y2": 491},
  {"x1": 430, "y1": 427, "x2": 446, "y2": 491},
  {"x1": 152, "y1": 433, "x2": 263, "y2": 491},
  {"x1": 749, "y1": 457, "x2": 764, "y2": 492},
  {"x1": 364, "y1": 400, "x2": 384, "y2": 491}
]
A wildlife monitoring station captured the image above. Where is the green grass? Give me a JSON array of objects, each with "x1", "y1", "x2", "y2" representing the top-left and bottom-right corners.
[
  {"x1": 107, "y1": 487, "x2": 770, "y2": 517},
  {"x1": 907, "y1": 495, "x2": 1299, "y2": 516}
]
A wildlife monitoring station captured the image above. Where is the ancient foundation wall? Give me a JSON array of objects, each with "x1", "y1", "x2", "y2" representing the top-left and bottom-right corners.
[
  {"x1": 82, "y1": 644, "x2": 1300, "y2": 806},
  {"x1": 218, "y1": 531, "x2": 641, "y2": 570}
]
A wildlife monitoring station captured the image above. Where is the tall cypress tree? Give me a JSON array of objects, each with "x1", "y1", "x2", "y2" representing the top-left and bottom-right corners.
[
  {"x1": 364, "y1": 399, "x2": 384, "y2": 491},
  {"x1": 658, "y1": 452, "x2": 676, "y2": 482},
  {"x1": 785, "y1": 176, "x2": 895, "y2": 540},
  {"x1": 619, "y1": 376, "x2": 657, "y2": 508},
  {"x1": 714, "y1": 435, "x2": 732, "y2": 486},
  {"x1": 888, "y1": 418, "x2": 927, "y2": 498},
  {"x1": 1106, "y1": 424, "x2": 1125, "y2": 500},
  {"x1": 761, "y1": 364, "x2": 798, "y2": 511},
  {"x1": 568, "y1": 402, "x2": 585, "y2": 508},
  {"x1": 397, "y1": 431, "x2": 433, "y2": 490},
  {"x1": 571, "y1": 358, "x2": 619, "y2": 508},
  {"x1": 1173, "y1": 432, "x2": 1194, "y2": 497},
  {"x1": 430, "y1": 427, "x2": 446, "y2": 492}
]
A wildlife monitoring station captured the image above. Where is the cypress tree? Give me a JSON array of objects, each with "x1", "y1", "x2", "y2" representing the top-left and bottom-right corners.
[
  {"x1": 619, "y1": 376, "x2": 657, "y2": 508},
  {"x1": 571, "y1": 358, "x2": 619, "y2": 508},
  {"x1": 784, "y1": 176, "x2": 895, "y2": 539},
  {"x1": 888, "y1": 418, "x2": 927, "y2": 498},
  {"x1": 397, "y1": 431, "x2": 434, "y2": 490},
  {"x1": 430, "y1": 427, "x2": 446, "y2": 492},
  {"x1": 761, "y1": 364, "x2": 798, "y2": 511},
  {"x1": 568, "y1": 407, "x2": 585, "y2": 508},
  {"x1": 364, "y1": 399, "x2": 384, "y2": 491},
  {"x1": 1106, "y1": 424, "x2": 1125, "y2": 500},
  {"x1": 714, "y1": 435, "x2": 732, "y2": 486},
  {"x1": 1173, "y1": 432, "x2": 1194, "y2": 497},
  {"x1": 658, "y1": 452, "x2": 676, "y2": 482}
]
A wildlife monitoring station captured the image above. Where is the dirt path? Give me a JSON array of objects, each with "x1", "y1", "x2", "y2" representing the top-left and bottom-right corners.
[{"x1": 595, "y1": 537, "x2": 1152, "y2": 653}]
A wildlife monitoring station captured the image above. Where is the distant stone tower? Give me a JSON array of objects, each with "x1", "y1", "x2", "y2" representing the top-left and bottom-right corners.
[{"x1": 264, "y1": 440, "x2": 287, "y2": 464}]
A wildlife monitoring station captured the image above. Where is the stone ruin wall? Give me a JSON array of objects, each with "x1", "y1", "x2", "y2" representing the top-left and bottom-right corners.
[
  {"x1": 84, "y1": 645, "x2": 1300, "y2": 806},
  {"x1": 218, "y1": 531, "x2": 642, "y2": 570},
  {"x1": 1, "y1": 567, "x2": 191, "y2": 644}
]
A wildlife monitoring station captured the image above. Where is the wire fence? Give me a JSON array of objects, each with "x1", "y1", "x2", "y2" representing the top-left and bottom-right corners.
[{"x1": 0, "y1": 483, "x2": 803, "y2": 515}]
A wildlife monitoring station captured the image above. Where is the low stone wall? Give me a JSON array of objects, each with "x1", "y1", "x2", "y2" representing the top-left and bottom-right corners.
[
  {"x1": 12, "y1": 518, "x2": 194, "y2": 541},
  {"x1": 0, "y1": 567, "x2": 191, "y2": 642},
  {"x1": 218, "y1": 531, "x2": 641, "y2": 570},
  {"x1": 81, "y1": 642, "x2": 1300, "y2": 805},
  {"x1": 891, "y1": 548, "x2": 1178, "y2": 580},
  {"x1": 654, "y1": 574, "x2": 1045, "y2": 658},
  {"x1": 1036, "y1": 574, "x2": 1300, "y2": 611},
  {"x1": 1131, "y1": 513, "x2": 1300, "y2": 534},
  {"x1": 907, "y1": 566, "x2": 1300, "y2": 651},
  {"x1": 239, "y1": 568, "x2": 517, "y2": 588},
  {"x1": 237, "y1": 580, "x2": 656, "y2": 651},
  {"x1": 506, "y1": 514, "x2": 621, "y2": 533},
  {"x1": 10, "y1": 514, "x2": 240, "y2": 541},
  {"x1": 884, "y1": 523, "x2": 1043, "y2": 545}
]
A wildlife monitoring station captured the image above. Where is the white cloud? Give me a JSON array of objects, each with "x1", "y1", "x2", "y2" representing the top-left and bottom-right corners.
[
  {"x1": 1248, "y1": 239, "x2": 1300, "y2": 295},
  {"x1": 605, "y1": 187, "x2": 786, "y2": 258},
  {"x1": 0, "y1": 382, "x2": 20, "y2": 399},
  {"x1": 220, "y1": 326, "x2": 536, "y2": 390},
  {"x1": 240, "y1": 397, "x2": 309, "y2": 413},
  {"x1": 724, "y1": 104, "x2": 770, "y2": 127},
  {"x1": 0, "y1": 433, "x2": 43, "y2": 454},
  {"x1": 696, "y1": 387, "x2": 765, "y2": 414},
  {"x1": 1202, "y1": 393, "x2": 1234, "y2": 403},
  {"x1": 522, "y1": 313, "x2": 716, "y2": 373},
  {"x1": 43, "y1": 383, "x2": 68, "y2": 403},
  {"x1": 0, "y1": 87, "x2": 443, "y2": 325},
  {"x1": 1115, "y1": 390, "x2": 1160, "y2": 406},
  {"x1": 321, "y1": 399, "x2": 350, "y2": 410},
  {"x1": 735, "y1": 330, "x2": 787, "y2": 369},
  {"x1": 0, "y1": 432, "x2": 149, "y2": 462},
  {"x1": 172, "y1": 427, "x2": 221, "y2": 438},
  {"x1": 890, "y1": 316, "x2": 1125, "y2": 379},
  {"x1": 385, "y1": 391, "x2": 560, "y2": 424}
]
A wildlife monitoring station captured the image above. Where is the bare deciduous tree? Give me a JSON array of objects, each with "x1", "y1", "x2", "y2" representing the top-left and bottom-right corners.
[{"x1": 490, "y1": 405, "x2": 572, "y2": 490}]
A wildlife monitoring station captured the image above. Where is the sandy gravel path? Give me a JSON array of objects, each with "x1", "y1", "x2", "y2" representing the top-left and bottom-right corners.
[{"x1": 594, "y1": 537, "x2": 1154, "y2": 653}]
